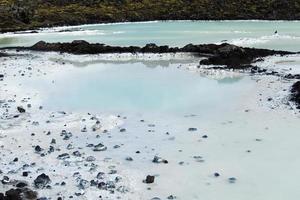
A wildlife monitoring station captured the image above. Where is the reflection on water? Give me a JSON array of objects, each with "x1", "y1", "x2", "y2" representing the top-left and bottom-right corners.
[
  {"x1": 217, "y1": 76, "x2": 244, "y2": 84},
  {"x1": 48, "y1": 56, "x2": 200, "y2": 68},
  {"x1": 22, "y1": 59, "x2": 249, "y2": 115}
]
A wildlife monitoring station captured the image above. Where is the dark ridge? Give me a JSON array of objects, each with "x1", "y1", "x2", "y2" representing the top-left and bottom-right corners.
[
  {"x1": 0, "y1": 52, "x2": 9, "y2": 57},
  {"x1": 1, "y1": 0, "x2": 300, "y2": 33},
  {"x1": 19, "y1": 40, "x2": 294, "y2": 68},
  {"x1": 291, "y1": 81, "x2": 300, "y2": 109}
]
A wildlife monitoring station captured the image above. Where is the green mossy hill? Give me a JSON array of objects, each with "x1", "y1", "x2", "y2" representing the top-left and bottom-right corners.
[{"x1": 1, "y1": 0, "x2": 300, "y2": 32}]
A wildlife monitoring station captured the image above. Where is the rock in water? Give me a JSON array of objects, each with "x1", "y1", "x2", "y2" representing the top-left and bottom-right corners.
[
  {"x1": 34, "y1": 173, "x2": 51, "y2": 188},
  {"x1": 188, "y1": 128, "x2": 197, "y2": 132}
]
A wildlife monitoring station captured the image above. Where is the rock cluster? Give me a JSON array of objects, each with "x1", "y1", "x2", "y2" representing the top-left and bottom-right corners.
[{"x1": 23, "y1": 41, "x2": 294, "y2": 69}]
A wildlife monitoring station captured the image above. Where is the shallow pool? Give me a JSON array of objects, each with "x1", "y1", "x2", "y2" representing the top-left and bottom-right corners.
[{"x1": 21, "y1": 57, "x2": 252, "y2": 117}]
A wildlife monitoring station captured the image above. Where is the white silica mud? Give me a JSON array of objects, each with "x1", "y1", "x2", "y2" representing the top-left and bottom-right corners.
[{"x1": 0, "y1": 48, "x2": 300, "y2": 200}]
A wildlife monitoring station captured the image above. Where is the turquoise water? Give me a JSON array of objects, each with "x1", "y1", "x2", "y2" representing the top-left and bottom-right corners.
[{"x1": 1, "y1": 21, "x2": 300, "y2": 51}]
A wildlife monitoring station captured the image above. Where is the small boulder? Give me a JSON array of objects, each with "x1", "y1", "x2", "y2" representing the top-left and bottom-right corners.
[
  {"x1": 17, "y1": 106, "x2": 26, "y2": 113},
  {"x1": 144, "y1": 175, "x2": 155, "y2": 184},
  {"x1": 34, "y1": 173, "x2": 51, "y2": 189},
  {"x1": 93, "y1": 143, "x2": 107, "y2": 151}
]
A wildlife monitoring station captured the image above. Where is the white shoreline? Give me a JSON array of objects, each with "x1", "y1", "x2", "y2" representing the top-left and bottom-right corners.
[{"x1": 1, "y1": 51, "x2": 300, "y2": 199}]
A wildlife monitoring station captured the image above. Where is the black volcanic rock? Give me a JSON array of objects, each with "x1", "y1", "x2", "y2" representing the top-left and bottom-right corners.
[
  {"x1": 0, "y1": 53, "x2": 8, "y2": 57},
  {"x1": 34, "y1": 173, "x2": 51, "y2": 189},
  {"x1": 1, "y1": 188, "x2": 37, "y2": 200},
  {"x1": 25, "y1": 41, "x2": 294, "y2": 68},
  {"x1": 17, "y1": 106, "x2": 26, "y2": 113},
  {"x1": 291, "y1": 81, "x2": 300, "y2": 108},
  {"x1": 144, "y1": 175, "x2": 155, "y2": 184},
  {"x1": 199, "y1": 43, "x2": 292, "y2": 68}
]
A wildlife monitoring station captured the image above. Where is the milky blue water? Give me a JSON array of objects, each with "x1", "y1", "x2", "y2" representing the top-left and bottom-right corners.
[
  {"x1": 1, "y1": 21, "x2": 300, "y2": 51},
  {"x1": 21, "y1": 58, "x2": 251, "y2": 116}
]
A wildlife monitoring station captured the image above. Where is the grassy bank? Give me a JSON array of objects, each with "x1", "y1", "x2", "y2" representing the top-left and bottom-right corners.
[{"x1": 1, "y1": 0, "x2": 300, "y2": 32}]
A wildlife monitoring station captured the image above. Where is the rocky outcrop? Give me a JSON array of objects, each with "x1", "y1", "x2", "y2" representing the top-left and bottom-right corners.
[
  {"x1": 291, "y1": 81, "x2": 300, "y2": 109},
  {"x1": 0, "y1": 188, "x2": 38, "y2": 200},
  {"x1": 199, "y1": 43, "x2": 292, "y2": 68},
  {"x1": 25, "y1": 41, "x2": 294, "y2": 68},
  {"x1": 0, "y1": 52, "x2": 9, "y2": 57}
]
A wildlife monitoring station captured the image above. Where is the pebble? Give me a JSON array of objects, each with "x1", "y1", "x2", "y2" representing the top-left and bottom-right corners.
[
  {"x1": 188, "y1": 128, "x2": 197, "y2": 131},
  {"x1": 57, "y1": 153, "x2": 70, "y2": 160},
  {"x1": 152, "y1": 155, "x2": 168, "y2": 164},
  {"x1": 228, "y1": 177, "x2": 237, "y2": 183},
  {"x1": 93, "y1": 143, "x2": 107, "y2": 151},
  {"x1": 17, "y1": 106, "x2": 26, "y2": 113},
  {"x1": 144, "y1": 175, "x2": 155, "y2": 184}
]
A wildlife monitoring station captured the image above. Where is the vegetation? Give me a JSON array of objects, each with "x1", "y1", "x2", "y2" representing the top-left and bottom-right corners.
[{"x1": 1, "y1": 0, "x2": 300, "y2": 32}]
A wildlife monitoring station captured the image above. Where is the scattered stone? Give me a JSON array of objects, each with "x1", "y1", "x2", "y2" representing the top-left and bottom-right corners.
[
  {"x1": 214, "y1": 172, "x2": 220, "y2": 177},
  {"x1": 125, "y1": 157, "x2": 133, "y2": 161},
  {"x1": 228, "y1": 177, "x2": 237, "y2": 183},
  {"x1": 81, "y1": 127, "x2": 87, "y2": 132},
  {"x1": 50, "y1": 139, "x2": 56, "y2": 144},
  {"x1": 34, "y1": 173, "x2": 51, "y2": 189},
  {"x1": 120, "y1": 128, "x2": 126, "y2": 132},
  {"x1": 1, "y1": 176, "x2": 10, "y2": 184},
  {"x1": 144, "y1": 175, "x2": 155, "y2": 184},
  {"x1": 17, "y1": 106, "x2": 26, "y2": 113},
  {"x1": 93, "y1": 143, "x2": 107, "y2": 151},
  {"x1": 96, "y1": 172, "x2": 105, "y2": 179},
  {"x1": 152, "y1": 156, "x2": 168, "y2": 164},
  {"x1": 73, "y1": 151, "x2": 81, "y2": 157},
  {"x1": 78, "y1": 179, "x2": 89, "y2": 189},
  {"x1": 16, "y1": 181, "x2": 28, "y2": 188},
  {"x1": 22, "y1": 172, "x2": 29, "y2": 177},
  {"x1": 86, "y1": 156, "x2": 96, "y2": 162},
  {"x1": 167, "y1": 195, "x2": 176, "y2": 199},
  {"x1": 57, "y1": 153, "x2": 70, "y2": 160}
]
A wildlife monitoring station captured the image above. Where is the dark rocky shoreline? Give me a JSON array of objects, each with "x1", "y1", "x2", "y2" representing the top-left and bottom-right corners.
[{"x1": 12, "y1": 40, "x2": 295, "y2": 69}]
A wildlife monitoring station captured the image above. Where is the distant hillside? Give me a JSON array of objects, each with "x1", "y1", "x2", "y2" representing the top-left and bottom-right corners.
[{"x1": 1, "y1": 0, "x2": 300, "y2": 32}]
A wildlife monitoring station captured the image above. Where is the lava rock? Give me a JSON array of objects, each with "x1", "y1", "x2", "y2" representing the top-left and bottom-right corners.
[
  {"x1": 152, "y1": 156, "x2": 168, "y2": 164},
  {"x1": 16, "y1": 181, "x2": 28, "y2": 188},
  {"x1": 93, "y1": 143, "x2": 107, "y2": 151},
  {"x1": 57, "y1": 153, "x2": 70, "y2": 160},
  {"x1": 188, "y1": 128, "x2": 197, "y2": 132},
  {"x1": 145, "y1": 175, "x2": 155, "y2": 184},
  {"x1": 17, "y1": 106, "x2": 26, "y2": 113},
  {"x1": 34, "y1": 145, "x2": 42, "y2": 152},
  {"x1": 291, "y1": 81, "x2": 300, "y2": 108},
  {"x1": 34, "y1": 173, "x2": 51, "y2": 189},
  {"x1": 228, "y1": 177, "x2": 237, "y2": 183}
]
